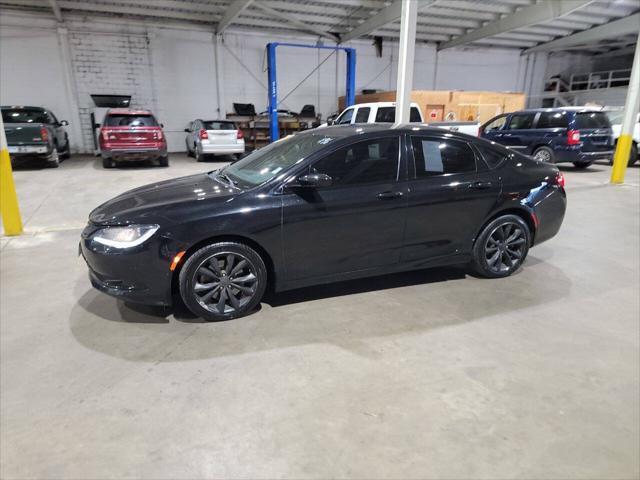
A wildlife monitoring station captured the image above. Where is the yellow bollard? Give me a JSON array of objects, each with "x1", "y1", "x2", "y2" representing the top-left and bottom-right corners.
[
  {"x1": 0, "y1": 114, "x2": 23, "y2": 236},
  {"x1": 611, "y1": 134, "x2": 634, "y2": 184}
]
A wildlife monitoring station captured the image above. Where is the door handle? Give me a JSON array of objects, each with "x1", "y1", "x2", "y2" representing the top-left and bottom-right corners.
[
  {"x1": 469, "y1": 181, "x2": 493, "y2": 190},
  {"x1": 377, "y1": 191, "x2": 403, "y2": 200}
]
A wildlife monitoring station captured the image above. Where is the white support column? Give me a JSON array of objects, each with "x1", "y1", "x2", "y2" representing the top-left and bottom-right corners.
[
  {"x1": 56, "y1": 27, "x2": 84, "y2": 153},
  {"x1": 394, "y1": 0, "x2": 418, "y2": 125},
  {"x1": 611, "y1": 34, "x2": 640, "y2": 184},
  {"x1": 214, "y1": 34, "x2": 225, "y2": 117}
]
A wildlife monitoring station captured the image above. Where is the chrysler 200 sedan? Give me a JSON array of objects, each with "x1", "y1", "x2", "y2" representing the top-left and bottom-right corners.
[{"x1": 80, "y1": 124, "x2": 566, "y2": 321}]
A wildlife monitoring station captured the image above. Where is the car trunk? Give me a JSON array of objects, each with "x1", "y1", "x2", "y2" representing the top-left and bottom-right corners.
[
  {"x1": 575, "y1": 112, "x2": 613, "y2": 152},
  {"x1": 102, "y1": 127, "x2": 160, "y2": 148},
  {"x1": 4, "y1": 123, "x2": 47, "y2": 146},
  {"x1": 202, "y1": 122, "x2": 237, "y2": 145}
]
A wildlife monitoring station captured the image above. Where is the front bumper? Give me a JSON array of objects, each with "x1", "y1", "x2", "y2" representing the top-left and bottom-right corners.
[{"x1": 79, "y1": 225, "x2": 175, "y2": 306}]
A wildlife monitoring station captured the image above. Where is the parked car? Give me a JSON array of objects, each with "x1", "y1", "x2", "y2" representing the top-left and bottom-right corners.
[
  {"x1": 1, "y1": 105, "x2": 70, "y2": 167},
  {"x1": 81, "y1": 124, "x2": 566, "y2": 321},
  {"x1": 184, "y1": 119, "x2": 245, "y2": 161},
  {"x1": 99, "y1": 109, "x2": 168, "y2": 168},
  {"x1": 481, "y1": 107, "x2": 613, "y2": 168},
  {"x1": 604, "y1": 109, "x2": 639, "y2": 166}
]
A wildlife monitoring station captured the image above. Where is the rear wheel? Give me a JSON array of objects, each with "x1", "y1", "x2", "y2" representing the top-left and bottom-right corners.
[
  {"x1": 179, "y1": 242, "x2": 267, "y2": 321},
  {"x1": 60, "y1": 138, "x2": 71, "y2": 160},
  {"x1": 573, "y1": 161, "x2": 592, "y2": 169},
  {"x1": 102, "y1": 157, "x2": 115, "y2": 168},
  {"x1": 472, "y1": 214, "x2": 531, "y2": 278},
  {"x1": 158, "y1": 156, "x2": 169, "y2": 167},
  {"x1": 532, "y1": 146, "x2": 555, "y2": 164},
  {"x1": 195, "y1": 146, "x2": 204, "y2": 162},
  {"x1": 46, "y1": 146, "x2": 60, "y2": 168}
]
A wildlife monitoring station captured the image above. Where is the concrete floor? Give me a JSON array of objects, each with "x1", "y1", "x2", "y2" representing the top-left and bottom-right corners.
[{"x1": 1, "y1": 154, "x2": 639, "y2": 479}]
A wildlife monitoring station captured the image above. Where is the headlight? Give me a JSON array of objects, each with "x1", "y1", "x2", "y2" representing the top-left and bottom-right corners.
[{"x1": 92, "y1": 224, "x2": 159, "y2": 248}]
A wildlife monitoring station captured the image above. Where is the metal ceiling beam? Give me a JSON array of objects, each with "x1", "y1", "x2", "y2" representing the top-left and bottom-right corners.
[
  {"x1": 216, "y1": 0, "x2": 253, "y2": 34},
  {"x1": 439, "y1": 0, "x2": 594, "y2": 50},
  {"x1": 592, "y1": 45, "x2": 637, "y2": 59},
  {"x1": 250, "y1": 2, "x2": 340, "y2": 42},
  {"x1": 524, "y1": 13, "x2": 640, "y2": 53},
  {"x1": 48, "y1": 0, "x2": 62, "y2": 21},
  {"x1": 340, "y1": 0, "x2": 439, "y2": 43}
]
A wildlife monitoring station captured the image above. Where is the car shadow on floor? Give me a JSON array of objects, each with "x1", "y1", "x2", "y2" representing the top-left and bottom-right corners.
[{"x1": 70, "y1": 253, "x2": 572, "y2": 362}]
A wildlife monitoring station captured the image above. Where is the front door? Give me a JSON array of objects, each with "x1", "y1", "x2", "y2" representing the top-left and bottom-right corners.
[
  {"x1": 500, "y1": 112, "x2": 538, "y2": 153},
  {"x1": 402, "y1": 134, "x2": 501, "y2": 262},
  {"x1": 281, "y1": 135, "x2": 407, "y2": 281}
]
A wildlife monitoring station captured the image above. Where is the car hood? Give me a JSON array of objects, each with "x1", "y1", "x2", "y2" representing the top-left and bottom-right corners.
[{"x1": 89, "y1": 173, "x2": 239, "y2": 225}]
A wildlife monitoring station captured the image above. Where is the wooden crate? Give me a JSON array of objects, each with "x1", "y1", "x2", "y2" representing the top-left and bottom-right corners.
[{"x1": 338, "y1": 90, "x2": 525, "y2": 124}]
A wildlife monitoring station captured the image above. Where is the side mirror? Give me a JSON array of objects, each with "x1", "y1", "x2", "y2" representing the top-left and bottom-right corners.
[
  {"x1": 94, "y1": 123, "x2": 101, "y2": 128},
  {"x1": 160, "y1": 123, "x2": 164, "y2": 128},
  {"x1": 296, "y1": 173, "x2": 333, "y2": 188},
  {"x1": 184, "y1": 128, "x2": 190, "y2": 132},
  {"x1": 327, "y1": 118, "x2": 335, "y2": 126},
  {"x1": 60, "y1": 120, "x2": 69, "y2": 126}
]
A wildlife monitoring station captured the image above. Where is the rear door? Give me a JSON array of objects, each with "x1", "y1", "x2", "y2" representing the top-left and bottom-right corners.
[
  {"x1": 500, "y1": 112, "x2": 538, "y2": 153},
  {"x1": 574, "y1": 112, "x2": 613, "y2": 153},
  {"x1": 402, "y1": 134, "x2": 501, "y2": 262},
  {"x1": 203, "y1": 120, "x2": 237, "y2": 146}
]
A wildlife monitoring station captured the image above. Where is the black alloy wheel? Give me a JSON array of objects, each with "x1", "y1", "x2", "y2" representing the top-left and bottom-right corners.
[
  {"x1": 472, "y1": 214, "x2": 531, "y2": 278},
  {"x1": 179, "y1": 242, "x2": 267, "y2": 321}
]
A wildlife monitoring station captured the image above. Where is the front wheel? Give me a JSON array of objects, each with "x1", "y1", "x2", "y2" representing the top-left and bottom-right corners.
[
  {"x1": 472, "y1": 214, "x2": 531, "y2": 278},
  {"x1": 572, "y1": 161, "x2": 592, "y2": 169},
  {"x1": 178, "y1": 242, "x2": 267, "y2": 321}
]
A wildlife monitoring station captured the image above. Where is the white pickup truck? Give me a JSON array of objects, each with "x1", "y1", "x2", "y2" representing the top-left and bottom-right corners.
[
  {"x1": 323, "y1": 101, "x2": 480, "y2": 136},
  {"x1": 605, "y1": 109, "x2": 639, "y2": 166}
]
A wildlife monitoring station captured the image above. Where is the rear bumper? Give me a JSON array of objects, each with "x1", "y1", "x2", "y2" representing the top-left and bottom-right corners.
[
  {"x1": 533, "y1": 186, "x2": 567, "y2": 246},
  {"x1": 200, "y1": 142, "x2": 245, "y2": 155},
  {"x1": 7, "y1": 144, "x2": 55, "y2": 161},
  {"x1": 101, "y1": 147, "x2": 167, "y2": 161},
  {"x1": 554, "y1": 147, "x2": 613, "y2": 163}
]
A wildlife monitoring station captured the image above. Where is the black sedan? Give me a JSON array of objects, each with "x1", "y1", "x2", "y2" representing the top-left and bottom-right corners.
[{"x1": 80, "y1": 124, "x2": 566, "y2": 321}]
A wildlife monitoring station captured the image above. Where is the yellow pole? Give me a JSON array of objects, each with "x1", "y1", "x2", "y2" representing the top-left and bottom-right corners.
[
  {"x1": 611, "y1": 34, "x2": 640, "y2": 184},
  {"x1": 0, "y1": 112, "x2": 23, "y2": 235}
]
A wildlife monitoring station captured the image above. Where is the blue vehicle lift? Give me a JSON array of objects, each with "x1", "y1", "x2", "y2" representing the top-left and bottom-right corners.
[{"x1": 266, "y1": 42, "x2": 356, "y2": 142}]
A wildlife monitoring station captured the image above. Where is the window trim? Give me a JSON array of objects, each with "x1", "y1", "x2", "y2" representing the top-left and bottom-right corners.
[{"x1": 408, "y1": 135, "x2": 479, "y2": 179}]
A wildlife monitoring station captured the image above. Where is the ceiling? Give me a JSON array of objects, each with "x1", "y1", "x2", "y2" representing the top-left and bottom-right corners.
[{"x1": 1, "y1": 0, "x2": 638, "y2": 54}]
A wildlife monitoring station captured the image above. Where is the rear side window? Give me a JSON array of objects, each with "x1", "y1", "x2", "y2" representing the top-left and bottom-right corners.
[
  {"x1": 507, "y1": 113, "x2": 535, "y2": 130},
  {"x1": 575, "y1": 112, "x2": 610, "y2": 129},
  {"x1": 374, "y1": 107, "x2": 422, "y2": 123},
  {"x1": 203, "y1": 121, "x2": 235, "y2": 130},
  {"x1": 475, "y1": 143, "x2": 508, "y2": 169},
  {"x1": 537, "y1": 112, "x2": 568, "y2": 129},
  {"x1": 104, "y1": 114, "x2": 158, "y2": 127},
  {"x1": 411, "y1": 137, "x2": 476, "y2": 177},
  {"x1": 354, "y1": 107, "x2": 370, "y2": 123}
]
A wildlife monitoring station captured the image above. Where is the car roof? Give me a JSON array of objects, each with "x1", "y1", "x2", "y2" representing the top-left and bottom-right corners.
[
  {"x1": 1, "y1": 105, "x2": 46, "y2": 110},
  {"x1": 346, "y1": 102, "x2": 420, "y2": 108},
  {"x1": 107, "y1": 108, "x2": 153, "y2": 115},
  {"x1": 302, "y1": 123, "x2": 469, "y2": 138},
  {"x1": 515, "y1": 107, "x2": 606, "y2": 114}
]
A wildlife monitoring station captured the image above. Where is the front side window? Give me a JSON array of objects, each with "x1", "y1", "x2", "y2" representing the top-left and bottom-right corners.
[
  {"x1": 311, "y1": 137, "x2": 400, "y2": 186},
  {"x1": 354, "y1": 107, "x2": 370, "y2": 123},
  {"x1": 222, "y1": 132, "x2": 338, "y2": 188},
  {"x1": 104, "y1": 114, "x2": 158, "y2": 127},
  {"x1": 411, "y1": 137, "x2": 476, "y2": 177},
  {"x1": 507, "y1": 113, "x2": 535, "y2": 130},
  {"x1": 335, "y1": 108, "x2": 354, "y2": 125},
  {"x1": 483, "y1": 114, "x2": 508, "y2": 132}
]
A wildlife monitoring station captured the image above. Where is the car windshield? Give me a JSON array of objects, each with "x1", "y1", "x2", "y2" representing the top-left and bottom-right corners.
[
  {"x1": 2, "y1": 108, "x2": 49, "y2": 124},
  {"x1": 217, "y1": 133, "x2": 338, "y2": 188},
  {"x1": 203, "y1": 121, "x2": 236, "y2": 130},
  {"x1": 104, "y1": 114, "x2": 158, "y2": 127},
  {"x1": 575, "y1": 112, "x2": 610, "y2": 129}
]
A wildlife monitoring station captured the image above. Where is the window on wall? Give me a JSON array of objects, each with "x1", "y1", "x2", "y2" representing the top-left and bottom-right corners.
[
  {"x1": 410, "y1": 137, "x2": 476, "y2": 177},
  {"x1": 310, "y1": 136, "x2": 400, "y2": 186}
]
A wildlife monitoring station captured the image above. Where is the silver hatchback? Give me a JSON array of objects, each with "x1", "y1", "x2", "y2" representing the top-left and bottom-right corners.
[{"x1": 185, "y1": 119, "x2": 245, "y2": 161}]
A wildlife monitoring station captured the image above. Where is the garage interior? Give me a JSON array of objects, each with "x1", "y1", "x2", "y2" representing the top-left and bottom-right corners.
[{"x1": 1, "y1": 1, "x2": 639, "y2": 479}]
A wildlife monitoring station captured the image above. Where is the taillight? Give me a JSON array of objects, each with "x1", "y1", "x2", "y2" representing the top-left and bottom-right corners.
[
  {"x1": 567, "y1": 129, "x2": 580, "y2": 145},
  {"x1": 154, "y1": 130, "x2": 164, "y2": 140},
  {"x1": 40, "y1": 127, "x2": 49, "y2": 142},
  {"x1": 236, "y1": 129, "x2": 244, "y2": 140},
  {"x1": 555, "y1": 171, "x2": 566, "y2": 188},
  {"x1": 199, "y1": 128, "x2": 208, "y2": 140}
]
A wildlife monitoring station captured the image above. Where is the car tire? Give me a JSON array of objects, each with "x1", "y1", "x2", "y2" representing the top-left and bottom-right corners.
[
  {"x1": 186, "y1": 140, "x2": 193, "y2": 157},
  {"x1": 532, "y1": 146, "x2": 555, "y2": 164},
  {"x1": 60, "y1": 138, "x2": 71, "y2": 160},
  {"x1": 629, "y1": 143, "x2": 638, "y2": 166},
  {"x1": 472, "y1": 214, "x2": 531, "y2": 279},
  {"x1": 158, "y1": 156, "x2": 169, "y2": 167},
  {"x1": 102, "y1": 157, "x2": 115, "y2": 168},
  {"x1": 46, "y1": 146, "x2": 60, "y2": 168},
  {"x1": 195, "y1": 147, "x2": 203, "y2": 162},
  {"x1": 179, "y1": 242, "x2": 267, "y2": 321},
  {"x1": 572, "y1": 161, "x2": 592, "y2": 169}
]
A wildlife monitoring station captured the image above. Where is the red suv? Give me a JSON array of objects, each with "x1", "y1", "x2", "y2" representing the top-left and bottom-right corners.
[{"x1": 99, "y1": 109, "x2": 168, "y2": 168}]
